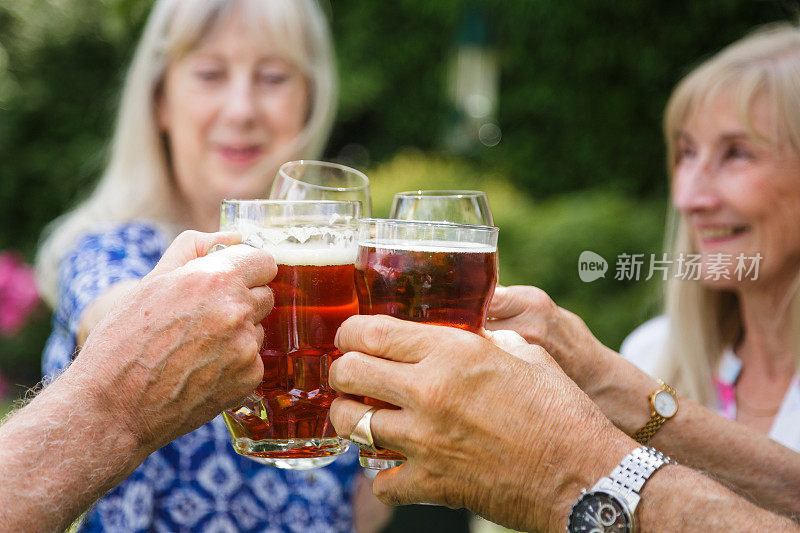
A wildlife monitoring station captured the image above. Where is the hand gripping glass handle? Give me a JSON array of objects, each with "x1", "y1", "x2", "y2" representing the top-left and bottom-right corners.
[{"x1": 208, "y1": 240, "x2": 264, "y2": 407}]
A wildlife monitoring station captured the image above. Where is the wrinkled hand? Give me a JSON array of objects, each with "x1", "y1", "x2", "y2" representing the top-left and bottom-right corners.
[
  {"x1": 70, "y1": 230, "x2": 276, "y2": 455},
  {"x1": 487, "y1": 285, "x2": 609, "y2": 393},
  {"x1": 329, "y1": 315, "x2": 631, "y2": 532}
]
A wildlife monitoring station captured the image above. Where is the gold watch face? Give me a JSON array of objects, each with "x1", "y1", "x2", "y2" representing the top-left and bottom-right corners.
[{"x1": 653, "y1": 390, "x2": 677, "y2": 418}]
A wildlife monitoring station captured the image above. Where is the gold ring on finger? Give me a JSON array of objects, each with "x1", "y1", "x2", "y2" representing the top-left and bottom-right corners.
[{"x1": 349, "y1": 407, "x2": 385, "y2": 453}]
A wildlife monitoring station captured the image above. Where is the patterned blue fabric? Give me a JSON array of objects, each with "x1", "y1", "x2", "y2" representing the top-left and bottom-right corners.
[{"x1": 43, "y1": 221, "x2": 361, "y2": 532}]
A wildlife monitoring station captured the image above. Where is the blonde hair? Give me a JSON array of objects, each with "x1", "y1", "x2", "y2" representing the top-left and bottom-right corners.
[
  {"x1": 661, "y1": 23, "x2": 800, "y2": 406},
  {"x1": 35, "y1": 0, "x2": 336, "y2": 307}
]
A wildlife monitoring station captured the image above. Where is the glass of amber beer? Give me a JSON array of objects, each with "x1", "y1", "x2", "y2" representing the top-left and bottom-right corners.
[
  {"x1": 220, "y1": 199, "x2": 360, "y2": 469},
  {"x1": 354, "y1": 218, "x2": 499, "y2": 469}
]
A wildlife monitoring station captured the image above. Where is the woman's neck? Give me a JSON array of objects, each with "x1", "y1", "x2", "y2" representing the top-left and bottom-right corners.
[{"x1": 736, "y1": 282, "x2": 797, "y2": 377}]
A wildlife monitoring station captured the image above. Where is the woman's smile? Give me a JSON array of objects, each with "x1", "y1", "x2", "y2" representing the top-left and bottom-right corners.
[{"x1": 215, "y1": 143, "x2": 264, "y2": 168}]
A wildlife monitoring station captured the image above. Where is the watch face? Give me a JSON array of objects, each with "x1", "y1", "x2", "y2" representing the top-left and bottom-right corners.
[
  {"x1": 568, "y1": 491, "x2": 632, "y2": 533},
  {"x1": 654, "y1": 390, "x2": 677, "y2": 417}
]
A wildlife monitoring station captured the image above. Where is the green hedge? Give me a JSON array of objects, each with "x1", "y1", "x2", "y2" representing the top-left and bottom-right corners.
[{"x1": 0, "y1": 1, "x2": 789, "y2": 257}]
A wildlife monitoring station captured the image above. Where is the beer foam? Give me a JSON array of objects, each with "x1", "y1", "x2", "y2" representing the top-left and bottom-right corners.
[
  {"x1": 360, "y1": 239, "x2": 497, "y2": 253},
  {"x1": 232, "y1": 220, "x2": 357, "y2": 266},
  {"x1": 270, "y1": 243, "x2": 357, "y2": 266}
]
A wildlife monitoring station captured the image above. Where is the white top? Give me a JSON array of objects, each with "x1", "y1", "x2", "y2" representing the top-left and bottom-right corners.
[{"x1": 621, "y1": 316, "x2": 800, "y2": 453}]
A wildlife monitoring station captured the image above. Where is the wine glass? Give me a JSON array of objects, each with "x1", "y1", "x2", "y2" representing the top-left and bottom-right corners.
[
  {"x1": 270, "y1": 160, "x2": 372, "y2": 216},
  {"x1": 390, "y1": 190, "x2": 493, "y2": 225}
]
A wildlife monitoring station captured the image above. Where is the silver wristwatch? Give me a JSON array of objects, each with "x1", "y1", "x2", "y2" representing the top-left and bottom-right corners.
[{"x1": 566, "y1": 446, "x2": 672, "y2": 533}]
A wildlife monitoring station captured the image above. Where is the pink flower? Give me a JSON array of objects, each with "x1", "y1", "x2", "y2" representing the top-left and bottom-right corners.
[{"x1": 0, "y1": 252, "x2": 40, "y2": 336}]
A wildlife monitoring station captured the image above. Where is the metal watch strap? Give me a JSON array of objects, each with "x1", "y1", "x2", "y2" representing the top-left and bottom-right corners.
[
  {"x1": 599, "y1": 446, "x2": 671, "y2": 500},
  {"x1": 631, "y1": 415, "x2": 666, "y2": 444},
  {"x1": 567, "y1": 447, "x2": 673, "y2": 533}
]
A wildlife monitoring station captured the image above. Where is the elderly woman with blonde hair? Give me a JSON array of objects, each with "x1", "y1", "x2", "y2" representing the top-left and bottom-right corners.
[
  {"x1": 36, "y1": 0, "x2": 388, "y2": 531},
  {"x1": 486, "y1": 23, "x2": 800, "y2": 516},
  {"x1": 622, "y1": 23, "x2": 800, "y2": 443}
]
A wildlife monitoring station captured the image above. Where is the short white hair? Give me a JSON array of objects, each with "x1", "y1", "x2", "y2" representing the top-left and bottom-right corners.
[{"x1": 36, "y1": 0, "x2": 337, "y2": 307}]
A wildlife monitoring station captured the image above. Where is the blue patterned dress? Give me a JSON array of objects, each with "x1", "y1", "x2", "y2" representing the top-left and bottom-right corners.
[{"x1": 42, "y1": 221, "x2": 361, "y2": 533}]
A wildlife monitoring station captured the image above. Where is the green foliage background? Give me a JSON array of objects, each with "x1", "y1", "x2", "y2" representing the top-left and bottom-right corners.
[{"x1": 0, "y1": 0, "x2": 792, "y2": 388}]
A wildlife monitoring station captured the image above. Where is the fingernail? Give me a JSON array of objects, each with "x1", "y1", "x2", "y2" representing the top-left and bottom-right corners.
[{"x1": 334, "y1": 327, "x2": 341, "y2": 348}]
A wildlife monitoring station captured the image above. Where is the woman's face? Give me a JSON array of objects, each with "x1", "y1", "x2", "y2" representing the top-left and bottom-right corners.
[
  {"x1": 158, "y1": 9, "x2": 308, "y2": 225},
  {"x1": 672, "y1": 92, "x2": 800, "y2": 290}
]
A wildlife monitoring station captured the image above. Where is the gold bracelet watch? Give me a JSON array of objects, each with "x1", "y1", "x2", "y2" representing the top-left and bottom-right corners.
[{"x1": 631, "y1": 379, "x2": 678, "y2": 444}]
